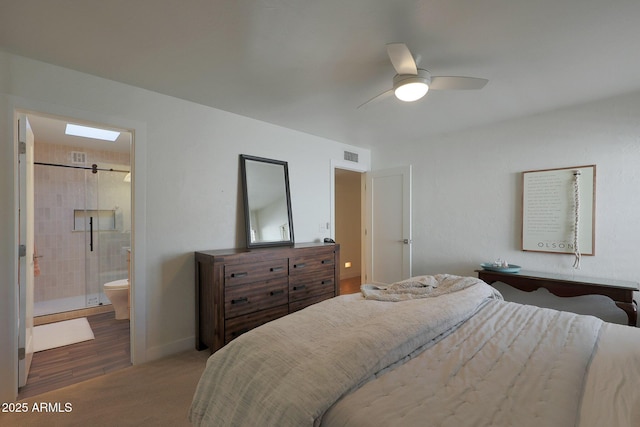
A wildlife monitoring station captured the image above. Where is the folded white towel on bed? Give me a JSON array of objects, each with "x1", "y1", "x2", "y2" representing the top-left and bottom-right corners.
[{"x1": 361, "y1": 274, "x2": 501, "y2": 302}]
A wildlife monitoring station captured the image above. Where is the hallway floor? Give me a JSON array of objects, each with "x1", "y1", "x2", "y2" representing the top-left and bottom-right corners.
[{"x1": 340, "y1": 276, "x2": 361, "y2": 295}]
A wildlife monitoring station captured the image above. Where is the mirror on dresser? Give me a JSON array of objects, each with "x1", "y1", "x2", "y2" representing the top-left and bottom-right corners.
[{"x1": 240, "y1": 154, "x2": 294, "y2": 248}]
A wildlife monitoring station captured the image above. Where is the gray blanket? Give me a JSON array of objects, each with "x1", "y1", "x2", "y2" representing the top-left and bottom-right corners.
[{"x1": 189, "y1": 276, "x2": 499, "y2": 426}]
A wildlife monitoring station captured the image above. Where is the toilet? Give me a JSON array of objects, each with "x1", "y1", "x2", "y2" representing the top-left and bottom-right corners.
[{"x1": 104, "y1": 279, "x2": 130, "y2": 320}]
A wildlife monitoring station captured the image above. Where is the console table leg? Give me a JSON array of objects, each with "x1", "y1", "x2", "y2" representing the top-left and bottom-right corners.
[{"x1": 615, "y1": 301, "x2": 638, "y2": 327}]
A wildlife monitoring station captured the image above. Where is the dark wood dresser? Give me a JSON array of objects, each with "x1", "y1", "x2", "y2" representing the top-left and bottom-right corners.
[{"x1": 195, "y1": 243, "x2": 340, "y2": 353}]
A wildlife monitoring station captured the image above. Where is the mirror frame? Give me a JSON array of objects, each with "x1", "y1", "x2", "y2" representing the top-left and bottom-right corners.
[{"x1": 240, "y1": 154, "x2": 295, "y2": 248}]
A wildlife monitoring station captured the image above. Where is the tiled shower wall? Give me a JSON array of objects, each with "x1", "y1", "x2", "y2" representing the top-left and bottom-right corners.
[{"x1": 34, "y1": 142, "x2": 130, "y2": 305}]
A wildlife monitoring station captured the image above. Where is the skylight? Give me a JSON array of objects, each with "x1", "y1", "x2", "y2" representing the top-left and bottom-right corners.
[{"x1": 65, "y1": 124, "x2": 120, "y2": 141}]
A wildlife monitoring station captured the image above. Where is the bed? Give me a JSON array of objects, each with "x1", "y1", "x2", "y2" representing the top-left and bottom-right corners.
[{"x1": 189, "y1": 274, "x2": 640, "y2": 427}]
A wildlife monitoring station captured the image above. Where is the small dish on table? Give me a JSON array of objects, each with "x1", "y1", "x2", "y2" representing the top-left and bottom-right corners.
[{"x1": 480, "y1": 263, "x2": 522, "y2": 273}]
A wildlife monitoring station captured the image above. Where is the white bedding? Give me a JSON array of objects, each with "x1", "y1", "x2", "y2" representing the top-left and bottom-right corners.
[
  {"x1": 189, "y1": 276, "x2": 640, "y2": 427},
  {"x1": 190, "y1": 275, "x2": 498, "y2": 426},
  {"x1": 579, "y1": 322, "x2": 640, "y2": 427},
  {"x1": 322, "y1": 300, "x2": 602, "y2": 427}
]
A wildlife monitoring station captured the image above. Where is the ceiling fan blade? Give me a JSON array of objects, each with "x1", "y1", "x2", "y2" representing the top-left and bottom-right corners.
[
  {"x1": 357, "y1": 89, "x2": 393, "y2": 109},
  {"x1": 429, "y1": 76, "x2": 488, "y2": 90},
  {"x1": 386, "y1": 43, "x2": 417, "y2": 75}
]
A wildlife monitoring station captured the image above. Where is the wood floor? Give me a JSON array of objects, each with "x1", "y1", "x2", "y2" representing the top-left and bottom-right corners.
[
  {"x1": 340, "y1": 276, "x2": 361, "y2": 295},
  {"x1": 18, "y1": 311, "x2": 131, "y2": 399},
  {"x1": 17, "y1": 280, "x2": 358, "y2": 401}
]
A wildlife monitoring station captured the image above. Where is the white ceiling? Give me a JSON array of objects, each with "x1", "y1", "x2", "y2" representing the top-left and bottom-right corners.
[
  {"x1": 26, "y1": 114, "x2": 132, "y2": 153},
  {"x1": 2, "y1": 0, "x2": 640, "y2": 149}
]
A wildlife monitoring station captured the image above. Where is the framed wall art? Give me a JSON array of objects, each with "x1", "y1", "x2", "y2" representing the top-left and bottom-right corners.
[{"x1": 522, "y1": 165, "x2": 595, "y2": 257}]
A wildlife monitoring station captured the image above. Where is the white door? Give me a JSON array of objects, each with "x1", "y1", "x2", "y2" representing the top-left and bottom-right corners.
[
  {"x1": 18, "y1": 114, "x2": 35, "y2": 387},
  {"x1": 365, "y1": 165, "x2": 412, "y2": 284}
]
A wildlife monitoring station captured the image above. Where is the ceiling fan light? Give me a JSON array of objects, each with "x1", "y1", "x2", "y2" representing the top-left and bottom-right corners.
[{"x1": 395, "y1": 81, "x2": 429, "y2": 102}]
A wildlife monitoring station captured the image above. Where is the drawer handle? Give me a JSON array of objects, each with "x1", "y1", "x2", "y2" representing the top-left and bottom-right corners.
[
  {"x1": 294, "y1": 263, "x2": 306, "y2": 269},
  {"x1": 270, "y1": 266, "x2": 284, "y2": 272},
  {"x1": 293, "y1": 285, "x2": 306, "y2": 291},
  {"x1": 321, "y1": 259, "x2": 332, "y2": 264},
  {"x1": 321, "y1": 280, "x2": 333, "y2": 285},
  {"x1": 231, "y1": 272, "x2": 248, "y2": 278},
  {"x1": 231, "y1": 297, "x2": 249, "y2": 305},
  {"x1": 270, "y1": 290, "x2": 284, "y2": 296}
]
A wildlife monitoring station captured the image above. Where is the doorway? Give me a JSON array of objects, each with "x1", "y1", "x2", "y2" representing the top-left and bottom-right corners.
[
  {"x1": 18, "y1": 112, "x2": 133, "y2": 397},
  {"x1": 333, "y1": 164, "x2": 413, "y2": 291},
  {"x1": 334, "y1": 168, "x2": 364, "y2": 294}
]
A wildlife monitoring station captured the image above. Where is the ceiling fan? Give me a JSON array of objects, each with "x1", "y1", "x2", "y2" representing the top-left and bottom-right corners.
[{"x1": 358, "y1": 43, "x2": 488, "y2": 108}]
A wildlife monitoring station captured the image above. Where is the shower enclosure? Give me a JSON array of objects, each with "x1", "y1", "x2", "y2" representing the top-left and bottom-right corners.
[{"x1": 33, "y1": 160, "x2": 131, "y2": 317}]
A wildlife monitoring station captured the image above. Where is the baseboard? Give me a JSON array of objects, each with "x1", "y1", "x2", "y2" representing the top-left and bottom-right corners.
[
  {"x1": 145, "y1": 335, "x2": 195, "y2": 362},
  {"x1": 35, "y1": 305, "x2": 114, "y2": 326}
]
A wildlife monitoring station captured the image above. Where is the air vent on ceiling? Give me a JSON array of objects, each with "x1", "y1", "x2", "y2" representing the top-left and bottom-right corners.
[
  {"x1": 344, "y1": 151, "x2": 359, "y2": 163},
  {"x1": 71, "y1": 151, "x2": 86, "y2": 164}
]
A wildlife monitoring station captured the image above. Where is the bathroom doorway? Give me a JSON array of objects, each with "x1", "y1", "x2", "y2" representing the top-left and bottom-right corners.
[
  {"x1": 30, "y1": 114, "x2": 132, "y2": 316},
  {"x1": 18, "y1": 112, "x2": 133, "y2": 397}
]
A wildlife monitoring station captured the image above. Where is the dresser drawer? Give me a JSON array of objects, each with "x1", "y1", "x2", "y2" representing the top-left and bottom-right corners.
[
  {"x1": 225, "y1": 305, "x2": 289, "y2": 344},
  {"x1": 289, "y1": 292, "x2": 334, "y2": 313},
  {"x1": 225, "y1": 259, "x2": 288, "y2": 287},
  {"x1": 225, "y1": 277, "x2": 289, "y2": 318},
  {"x1": 289, "y1": 249, "x2": 335, "y2": 276},
  {"x1": 289, "y1": 271, "x2": 335, "y2": 302}
]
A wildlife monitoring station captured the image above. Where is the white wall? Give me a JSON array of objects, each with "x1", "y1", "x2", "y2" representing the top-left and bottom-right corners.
[
  {"x1": 372, "y1": 90, "x2": 640, "y2": 324},
  {"x1": 0, "y1": 52, "x2": 371, "y2": 402}
]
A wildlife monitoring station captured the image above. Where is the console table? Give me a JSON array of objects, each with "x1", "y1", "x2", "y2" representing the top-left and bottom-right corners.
[{"x1": 476, "y1": 269, "x2": 639, "y2": 327}]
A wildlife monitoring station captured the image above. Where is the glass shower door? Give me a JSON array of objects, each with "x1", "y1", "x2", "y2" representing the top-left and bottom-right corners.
[
  {"x1": 82, "y1": 167, "x2": 101, "y2": 307},
  {"x1": 83, "y1": 167, "x2": 131, "y2": 307}
]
